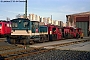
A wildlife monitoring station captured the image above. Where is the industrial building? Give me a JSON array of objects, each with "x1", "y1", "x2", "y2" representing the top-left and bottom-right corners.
[{"x1": 66, "y1": 11, "x2": 90, "y2": 36}]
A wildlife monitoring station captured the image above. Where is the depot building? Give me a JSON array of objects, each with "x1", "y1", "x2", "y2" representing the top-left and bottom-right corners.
[{"x1": 66, "y1": 11, "x2": 90, "y2": 36}]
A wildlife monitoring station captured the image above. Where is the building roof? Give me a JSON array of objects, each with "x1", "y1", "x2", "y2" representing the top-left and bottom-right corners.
[{"x1": 66, "y1": 11, "x2": 90, "y2": 16}]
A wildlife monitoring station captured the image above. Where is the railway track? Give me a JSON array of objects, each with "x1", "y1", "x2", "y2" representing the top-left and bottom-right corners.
[
  {"x1": 0, "y1": 38, "x2": 90, "y2": 60},
  {"x1": 0, "y1": 38, "x2": 6, "y2": 42},
  {"x1": 0, "y1": 47, "x2": 54, "y2": 60},
  {"x1": 44, "y1": 39, "x2": 90, "y2": 48},
  {"x1": 0, "y1": 45, "x2": 23, "y2": 51}
]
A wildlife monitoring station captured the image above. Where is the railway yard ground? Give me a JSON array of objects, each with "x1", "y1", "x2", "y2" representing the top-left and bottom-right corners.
[{"x1": 0, "y1": 37, "x2": 90, "y2": 60}]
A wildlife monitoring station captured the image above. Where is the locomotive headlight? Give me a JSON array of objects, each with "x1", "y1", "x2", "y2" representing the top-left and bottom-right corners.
[
  {"x1": 11, "y1": 30, "x2": 13, "y2": 33},
  {"x1": 50, "y1": 31, "x2": 52, "y2": 34}
]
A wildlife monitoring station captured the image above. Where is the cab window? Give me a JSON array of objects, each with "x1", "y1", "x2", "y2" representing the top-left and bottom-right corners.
[
  {"x1": 7, "y1": 24, "x2": 11, "y2": 27},
  {"x1": 32, "y1": 22, "x2": 39, "y2": 33},
  {"x1": 12, "y1": 22, "x2": 18, "y2": 27},
  {"x1": 71, "y1": 29, "x2": 73, "y2": 32},
  {"x1": 0, "y1": 24, "x2": 2, "y2": 26},
  {"x1": 32, "y1": 22, "x2": 39, "y2": 29},
  {"x1": 23, "y1": 21, "x2": 29, "y2": 27},
  {"x1": 5, "y1": 24, "x2": 7, "y2": 26}
]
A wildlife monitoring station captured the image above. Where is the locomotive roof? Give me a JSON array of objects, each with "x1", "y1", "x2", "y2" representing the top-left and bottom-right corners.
[
  {"x1": 75, "y1": 28, "x2": 81, "y2": 30},
  {"x1": 11, "y1": 18, "x2": 30, "y2": 21},
  {"x1": 0, "y1": 20, "x2": 10, "y2": 23},
  {"x1": 39, "y1": 25, "x2": 47, "y2": 27},
  {"x1": 11, "y1": 18, "x2": 39, "y2": 23},
  {"x1": 62, "y1": 27, "x2": 74, "y2": 29},
  {"x1": 62, "y1": 27, "x2": 82, "y2": 30}
]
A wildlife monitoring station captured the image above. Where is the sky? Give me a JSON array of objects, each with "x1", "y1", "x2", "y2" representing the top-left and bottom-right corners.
[{"x1": 0, "y1": 0, "x2": 90, "y2": 23}]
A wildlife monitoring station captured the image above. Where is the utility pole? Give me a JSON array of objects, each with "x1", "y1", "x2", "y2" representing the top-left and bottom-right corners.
[{"x1": 25, "y1": 0, "x2": 27, "y2": 19}]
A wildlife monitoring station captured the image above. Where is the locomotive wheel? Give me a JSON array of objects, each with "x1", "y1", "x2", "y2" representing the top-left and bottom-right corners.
[
  {"x1": 43, "y1": 35, "x2": 49, "y2": 42},
  {"x1": 13, "y1": 39, "x2": 16, "y2": 44},
  {"x1": 42, "y1": 35, "x2": 45, "y2": 43},
  {"x1": 6, "y1": 36, "x2": 10, "y2": 43},
  {"x1": 42, "y1": 38, "x2": 45, "y2": 43},
  {"x1": 40, "y1": 35, "x2": 45, "y2": 43},
  {"x1": 23, "y1": 36, "x2": 30, "y2": 45},
  {"x1": 26, "y1": 36, "x2": 31, "y2": 45},
  {"x1": 10, "y1": 39, "x2": 16, "y2": 44},
  {"x1": 30, "y1": 40, "x2": 34, "y2": 45},
  {"x1": 23, "y1": 39, "x2": 26, "y2": 45}
]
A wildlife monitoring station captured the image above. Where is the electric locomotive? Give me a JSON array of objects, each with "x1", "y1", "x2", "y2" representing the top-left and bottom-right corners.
[{"x1": 0, "y1": 21, "x2": 11, "y2": 38}]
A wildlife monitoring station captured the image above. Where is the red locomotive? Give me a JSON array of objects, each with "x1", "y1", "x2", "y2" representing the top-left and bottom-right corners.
[
  {"x1": 61, "y1": 27, "x2": 82, "y2": 39},
  {"x1": 0, "y1": 21, "x2": 11, "y2": 37},
  {"x1": 48, "y1": 25, "x2": 82, "y2": 40},
  {"x1": 46, "y1": 24, "x2": 62, "y2": 41}
]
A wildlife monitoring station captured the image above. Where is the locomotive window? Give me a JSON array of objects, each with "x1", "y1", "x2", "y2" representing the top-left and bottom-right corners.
[
  {"x1": 15, "y1": 23, "x2": 17, "y2": 27},
  {"x1": 24, "y1": 22, "x2": 29, "y2": 27},
  {"x1": 0, "y1": 24, "x2": 2, "y2": 26},
  {"x1": 7, "y1": 24, "x2": 9, "y2": 27},
  {"x1": 71, "y1": 29, "x2": 73, "y2": 32},
  {"x1": 12, "y1": 22, "x2": 18, "y2": 27},
  {"x1": 9, "y1": 24, "x2": 11, "y2": 27},
  {"x1": 52, "y1": 28, "x2": 56, "y2": 32},
  {"x1": 32, "y1": 22, "x2": 39, "y2": 33},
  {"x1": 5, "y1": 24, "x2": 7, "y2": 26},
  {"x1": 32, "y1": 22, "x2": 39, "y2": 28},
  {"x1": 74, "y1": 29, "x2": 76, "y2": 32}
]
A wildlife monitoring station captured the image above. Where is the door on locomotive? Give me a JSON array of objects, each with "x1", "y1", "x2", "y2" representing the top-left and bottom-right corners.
[
  {"x1": 52, "y1": 27, "x2": 57, "y2": 40},
  {"x1": 69, "y1": 27, "x2": 75, "y2": 38},
  {"x1": 55, "y1": 27, "x2": 62, "y2": 40},
  {"x1": 30, "y1": 21, "x2": 41, "y2": 43},
  {"x1": 61, "y1": 27, "x2": 76, "y2": 39},
  {"x1": 61, "y1": 27, "x2": 70, "y2": 39}
]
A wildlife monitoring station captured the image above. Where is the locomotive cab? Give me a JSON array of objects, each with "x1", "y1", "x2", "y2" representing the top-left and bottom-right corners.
[
  {"x1": 61, "y1": 27, "x2": 75, "y2": 39},
  {"x1": 8, "y1": 18, "x2": 31, "y2": 44},
  {"x1": 61, "y1": 27, "x2": 70, "y2": 38},
  {"x1": 75, "y1": 28, "x2": 83, "y2": 38},
  {"x1": 46, "y1": 25, "x2": 62, "y2": 41},
  {"x1": 8, "y1": 18, "x2": 48, "y2": 44}
]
